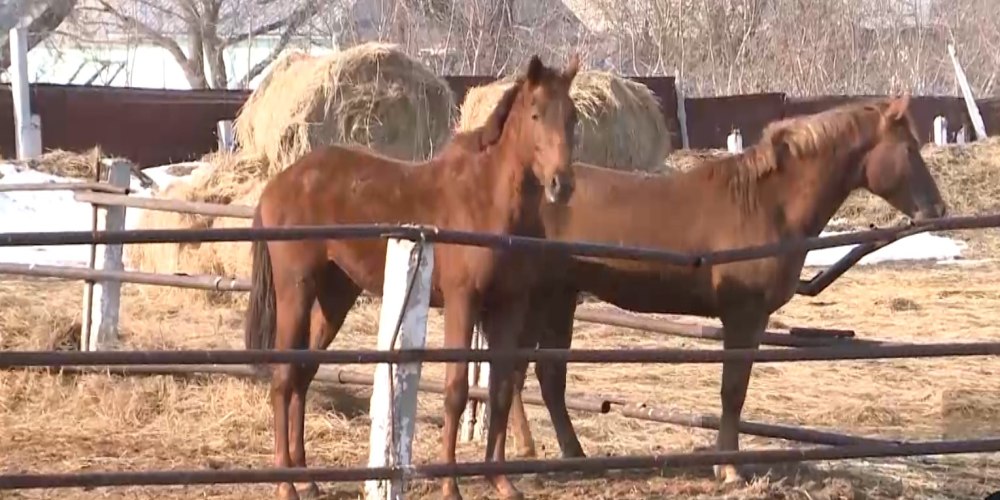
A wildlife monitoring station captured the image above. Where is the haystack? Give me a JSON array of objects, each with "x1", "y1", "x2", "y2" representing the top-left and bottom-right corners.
[
  {"x1": 457, "y1": 70, "x2": 671, "y2": 171},
  {"x1": 234, "y1": 43, "x2": 456, "y2": 175}
]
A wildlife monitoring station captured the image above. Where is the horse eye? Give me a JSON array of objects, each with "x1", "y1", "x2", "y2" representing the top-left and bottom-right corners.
[{"x1": 532, "y1": 114, "x2": 539, "y2": 120}]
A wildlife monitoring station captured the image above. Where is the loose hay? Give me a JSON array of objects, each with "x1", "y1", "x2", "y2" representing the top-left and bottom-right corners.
[
  {"x1": 234, "y1": 43, "x2": 456, "y2": 174},
  {"x1": 457, "y1": 70, "x2": 671, "y2": 171},
  {"x1": 3, "y1": 147, "x2": 104, "y2": 179}
]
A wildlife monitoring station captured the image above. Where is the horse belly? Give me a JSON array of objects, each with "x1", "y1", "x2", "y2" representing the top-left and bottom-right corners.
[{"x1": 575, "y1": 262, "x2": 716, "y2": 316}]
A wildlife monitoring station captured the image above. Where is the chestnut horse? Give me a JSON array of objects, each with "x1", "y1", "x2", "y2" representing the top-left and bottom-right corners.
[
  {"x1": 500, "y1": 96, "x2": 947, "y2": 482},
  {"x1": 244, "y1": 54, "x2": 580, "y2": 500}
]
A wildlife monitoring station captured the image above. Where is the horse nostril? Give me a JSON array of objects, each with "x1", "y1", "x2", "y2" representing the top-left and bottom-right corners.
[{"x1": 550, "y1": 176, "x2": 561, "y2": 193}]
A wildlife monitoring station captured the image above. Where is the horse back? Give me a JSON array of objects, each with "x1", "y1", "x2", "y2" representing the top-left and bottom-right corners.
[
  {"x1": 539, "y1": 163, "x2": 799, "y2": 316},
  {"x1": 256, "y1": 144, "x2": 440, "y2": 296}
]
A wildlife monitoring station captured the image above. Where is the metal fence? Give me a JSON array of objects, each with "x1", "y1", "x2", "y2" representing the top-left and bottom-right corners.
[
  {"x1": 0, "y1": 170, "x2": 1000, "y2": 489},
  {"x1": 3, "y1": 211, "x2": 1000, "y2": 493}
]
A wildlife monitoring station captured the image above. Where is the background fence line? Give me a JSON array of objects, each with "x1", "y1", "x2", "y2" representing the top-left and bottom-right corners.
[{"x1": 2, "y1": 80, "x2": 996, "y2": 168}]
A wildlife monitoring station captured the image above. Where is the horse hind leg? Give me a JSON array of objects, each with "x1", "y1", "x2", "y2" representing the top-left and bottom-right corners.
[
  {"x1": 534, "y1": 289, "x2": 586, "y2": 458},
  {"x1": 715, "y1": 307, "x2": 768, "y2": 485},
  {"x1": 509, "y1": 354, "x2": 536, "y2": 458},
  {"x1": 269, "y1": 265, "x2": 317, "y2": 500},
  {"x1": 288, "y1": 263, "x2": 360, "y2": 499}
]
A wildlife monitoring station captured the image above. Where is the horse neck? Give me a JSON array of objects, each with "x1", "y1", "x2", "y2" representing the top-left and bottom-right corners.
[
  {"x1": 455, "y1": 117, "x2": 538, "y2": 232},
  {"x1": 768, "y1": 139, "x2": 871, "y2": 237},
  {"x1": 489, "y1": 127, "x2": 538, "y2": 231}
]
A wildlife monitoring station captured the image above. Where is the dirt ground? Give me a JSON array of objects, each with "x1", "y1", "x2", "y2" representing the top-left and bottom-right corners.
[{"x1": 2, "y1": 251, "x2": 1000, "y2": 499}]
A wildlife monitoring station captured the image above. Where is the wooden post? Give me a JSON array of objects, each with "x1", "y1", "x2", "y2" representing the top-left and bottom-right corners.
[
  {"x1": 365, "y1": 237, "x2": 433, "y2": 500},
  {"x1": 9, "y1": 19, "x2": 41, "y2": 159},
  {"x1": 461, "y1": 325, "x2": 490, "y2": 443},
  {"x1": 81, "y1": 161, "x2": 131, "y2": 351},
  {"x1": 957, "y1": 126, "x2": 968, "y2": 145},
  {"x1": 948, "y1": 44, "x2": 988, "y2": 140},
  {"x1": 933, "y1": 116, "x2": 948, "y2": 146},
  {"x1": 727, "y1": 129, "x2": 743, "y2": 153},
  {"x1": 674, "y1": 70, "x2": 689, "y2": 149}
]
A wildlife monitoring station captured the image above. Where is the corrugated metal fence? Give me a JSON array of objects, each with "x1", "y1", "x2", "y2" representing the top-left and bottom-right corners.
[{"x1": 1, "y1": 79, "x2": 997, "y2": 168}]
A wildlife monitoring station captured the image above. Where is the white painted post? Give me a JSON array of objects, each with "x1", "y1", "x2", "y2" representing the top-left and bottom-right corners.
[
  {"x1": 365, "y1": 238, "x2": 434, "y2": 500},
  {"x1": 9, "y1": 19, "x2": 42, "y2": 159},
  {"x1": 933, "y1": 116, "x2": 949, "y2": 146},
  {"x1": 472, "y1": 332, "x2": 489, "y2": 441},
  {"x1": 216, "y1": 120, "x2": 235, "y2": 152},
  {"x1": 460, "y1": 326, "x2": 480, "y2": 442},
  {"x1": 81, "y1": 160, "x2": 130, "y2": 351},
  {"x1": 727, "y1": 129, "x2": 743, "y2": 153},
  {"x1": 957, "y1": 126, "x2": 968, "y2": 145},
  {"x1": 948, "y1": 44, "x2": 988, "y2": 141},
  {"x1": 674, "y1": 70, "x2": 689, "y2": 149},
  {"x1": 461, "y1": 325, "x2": 490, "y2": 443}
]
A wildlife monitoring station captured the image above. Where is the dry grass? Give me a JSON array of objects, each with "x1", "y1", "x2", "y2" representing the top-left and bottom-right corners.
[
  {"x1": 458, "y1": 70, "x2": 671, "y2": 171},
  {"x1": 2, "y1": 259, "x2": 1000, "y2": 499},
  {"x1": 234, "y1": 43, "x2": 456, "y2": 175}
]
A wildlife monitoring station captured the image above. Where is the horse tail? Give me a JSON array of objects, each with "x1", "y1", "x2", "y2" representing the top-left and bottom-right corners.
[{"x1": 244, "y1": 206, "x2": 276, "y2": 377}]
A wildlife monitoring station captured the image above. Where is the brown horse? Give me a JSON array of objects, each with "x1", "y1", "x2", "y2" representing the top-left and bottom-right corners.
[
  {"x1": 499, "y1": 96, "x2": 947, "y2": 482},
  {"x1": 244, "y1": 54, "x2": 580, "y2": 500}
]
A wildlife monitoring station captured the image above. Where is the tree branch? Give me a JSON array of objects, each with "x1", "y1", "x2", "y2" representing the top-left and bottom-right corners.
[
  {"x1": 96, "y1": 0, "x2": 207, "y2": 88},
  {"x1": 233, "y1": 0, "x2": 319, "y2": 87},
  {"x1": 1, "y1": 0, "x2": 77, "y2": 70},
  {"x1": 222, "y1": 0, "x2": 318, "y2": 48}
]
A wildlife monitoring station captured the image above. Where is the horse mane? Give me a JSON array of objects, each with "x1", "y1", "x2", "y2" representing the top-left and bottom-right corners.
[
  {"x1": 440, "y1": 78, "x2": 524, "y2": 157},
  {"x1": 704, "y1": 98, "x2": 911, "y2": 213}
]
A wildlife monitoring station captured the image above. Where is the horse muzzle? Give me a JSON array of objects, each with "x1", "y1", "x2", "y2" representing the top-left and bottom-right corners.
[{"x1": 545, "y1": 172, "x2": 575, "y2": 204}]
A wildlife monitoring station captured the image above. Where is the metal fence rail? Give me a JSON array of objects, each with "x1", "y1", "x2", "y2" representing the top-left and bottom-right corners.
[
  {"x1": 3, "y1": 342, "x2": 1000, "y2": 368},
  {"x1": 0, "y1": 212, "x2": 998, "y2": 267},
  {"x1": 4, "y1": 438, "x2": 1000, "y2": 490}
]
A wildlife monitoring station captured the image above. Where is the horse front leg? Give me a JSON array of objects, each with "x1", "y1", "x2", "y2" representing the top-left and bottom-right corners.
[
  {"x1": 481, "y1": 296, "x2": 532, "y2": 500},
  {"x1": 715, "y1": 308, "x2": 768, "y2": 485},
  {"x1": 439, "y1": 289, "x2": 476, "y2": 500}
]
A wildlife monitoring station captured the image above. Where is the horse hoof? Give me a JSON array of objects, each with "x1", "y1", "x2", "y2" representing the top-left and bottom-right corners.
[
  {"x1": 441, "y1": 484, "x2": 463, "y2": 500},
  {"x1": 501, "y1": 490, "x2": 525, "y2": 500},
  {"x1": 516, "y1": 446, "x2": 537, "y2": 459},
  {"x1": 491, "y1": 477, "x2": 524, "y2": 500},
  {"x1": 276, "y1": 483, "x2": 300, "y2": 500},
  {"x1": 713, "y1": 464, "x2": 747, "y2": 486},
  {"x1": 296, "y1": 482, "x2": 322, "y2": 499}
]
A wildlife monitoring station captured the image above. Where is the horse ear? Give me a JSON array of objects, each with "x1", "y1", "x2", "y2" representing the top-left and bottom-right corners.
[
  {"x1": 563, "y1": 52, "x2": 580, "y2": 80},
  {"x1": 480, "y1": 82, "x2": 521, "y2": 148},
  {"x1": 526, "y1": 55, "x2": 544, "y2": 84},
  {"x1": 885, "y1": 93, "x2": 911, "y2": 123}
]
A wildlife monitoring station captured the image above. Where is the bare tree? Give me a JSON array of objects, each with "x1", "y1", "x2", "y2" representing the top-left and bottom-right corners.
[
  {"x1": 70, "y1": 0, "x2": 330, "y2": 89},
  {"x1": 1, "y1": 0, "x2": 78, "y2": 71}
]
